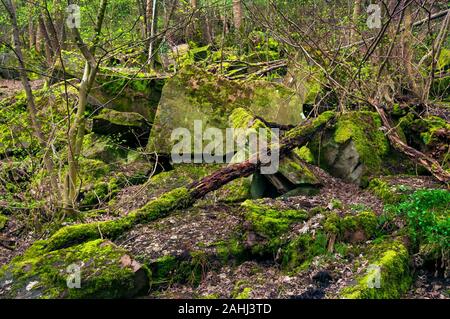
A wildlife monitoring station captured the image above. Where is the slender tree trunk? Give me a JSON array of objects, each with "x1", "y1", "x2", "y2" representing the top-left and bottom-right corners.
[
  {"x1": 38, "y1": 16, "x2": 54, "y2": 65},
  {"x1": 28, "y1": 18, "x2": 36, "y2": 49},
  {"x1": 147, "y1": 0, "x2": 158, "y2": 67},
  {"x1": 2, "y1": 0, "x2": 60, "y2": 203},
  {"x1": 402, "y1": 5, "x2": 420, "y2": 98},
  {"x1": 145, "y1": 0, "x2": 153, "y2": 39},
  {"x1": 350, "y1": 0, "x2": 362, "y2": 43},
  {"x1": 35, "y1": 19, "x2": 42, "y2": 52},
  {"x1": 232, "y1": 0, "x2": 242, "y2": 30},
  {"x1": 64, "y1": 0, "x2": 108, "y2": 211}
]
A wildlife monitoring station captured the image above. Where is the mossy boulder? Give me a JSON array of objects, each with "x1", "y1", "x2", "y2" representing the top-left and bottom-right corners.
[
  {"x1": 240, "y1": 199, "x2": 309, "y2": 255},
  {"x1": 340, "y1": 240, "x2": 412, "y2": 299},
  {"x1": 229, "y1": 108, "x2": 320, "y2": 195},
  {"x1": 0, "y1": 239, "x2": 150, "y2": 299},
  {"x1": 92, "y1": 109, "x2": 151, "y2": 148},
  {"x1": 309, "y1": 111, "x2": 390, "y2": 185},
  {"x1": 147, "y1": 66, "x2": 304, "y2": 155},
  {"x1": 92, "y1": 67, "x2": 165, "y2": 120},
  {"x1": 323, "y1": 211, "x2": 378, "y2": 243}
]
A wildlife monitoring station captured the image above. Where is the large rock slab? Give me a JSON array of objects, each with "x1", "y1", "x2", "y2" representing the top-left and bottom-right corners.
[{"x1": 147, "y1": 66, "x2": 305, "y2": 155}]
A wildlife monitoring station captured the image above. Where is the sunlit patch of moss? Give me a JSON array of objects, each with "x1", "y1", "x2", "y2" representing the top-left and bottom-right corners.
[
  {"x1": 333, "y1": 111, "x2": 389, "y2": 171},
  {"x1": 0, "y1": 214, "x2": 8, "y2": 230},
  {"x1": 340, "y1": 240, "x2": 411, "y2": 299},
  {"x1": 323, "y1": 211, "x2": 378, "y2": 240},
  {"x1": 367, "y1": 178, "x2": 404, "y2": 204},
  {"x1": 241, "y1": 200, "x2": 308, "y2": 239},
  {"x1": 281, "y1": 231, "x2": 328, "y2": 270},
  {"x1": 284, "y1": 111, "x2": 335, "y2": 140},
  {"x1": 293, "y1": 146, "x2": 315, "y2": 164}
]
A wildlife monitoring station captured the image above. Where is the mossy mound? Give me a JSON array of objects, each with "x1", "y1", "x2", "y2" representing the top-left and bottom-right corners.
[
  {"x1": 309, "y1": 111, "x2": 390, "y2": 185},
  {"x1": 323, "y1": 211, "x2": 378, "y2": 243},
  {"x1": 241, "y1": 199, "x2": 309, "y2": 256},
  {"x1": 150, "y1": 251, "x2": 208, "y2": 288},
  {"x1": 0, "y1": 214, "x2": 8, "y2": 230},
  {"x1": 0, "y1": 239, "x2": 150, "y2": 299},
  {"x1": 340, "y1": 240, "x2": 412, "y2": 299}
]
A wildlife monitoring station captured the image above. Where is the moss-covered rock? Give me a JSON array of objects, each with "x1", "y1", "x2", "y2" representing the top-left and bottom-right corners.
[
  {"x1": 280, "y1": 231, "x2": 328, "y2": 270},
  {"x1": 81, "y1": 133, "x2": 128, "y2": 163},
  {"x1": 0, "y1": 239, "x2": 150, "y2": 299},
  {"x1": 0, "y1": 214, "x2": 8, "y2": 230},
  {"x1": 147, "y1": 65, "x2": 304, "y2": 155},
  {"x1": 308, "y1": 111, "x2": 390, "y2": 185},
  {"x1": 340, "y1": 240, "x2": 412, "y2": 299},
  {"x1": 92, "y1": 109, "x2": 151, "y2": 148}
]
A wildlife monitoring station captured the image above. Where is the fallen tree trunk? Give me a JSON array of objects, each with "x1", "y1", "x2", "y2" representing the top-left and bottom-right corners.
[
  {"x1": 190, "y1": 111, "x2": 335, "y2": 199},
  {"x1": 370, "y1": 100, "x2": 450, "y2": 184},
  {"x1": 28, "y1": 111, "x2": 336, "y2": 254}
]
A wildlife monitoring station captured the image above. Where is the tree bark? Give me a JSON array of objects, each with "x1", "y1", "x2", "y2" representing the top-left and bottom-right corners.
[
  {"x1": 232, "y1": 0, "x2": 242, "y2": 30},
  {"x1": 147, "y1": 0, "x2": 158, "y2": 66},
  {"x1": 350, "y1": 0, "x2": 362, "y2": 43},
  {"x1": 64, "y1": 0, "x2": 108, "y2": 211}
]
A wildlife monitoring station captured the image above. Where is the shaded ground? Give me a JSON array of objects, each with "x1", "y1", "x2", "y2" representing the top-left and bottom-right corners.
[{"x1": 1, "y1": 165, "x2": 448, "y2": 298}]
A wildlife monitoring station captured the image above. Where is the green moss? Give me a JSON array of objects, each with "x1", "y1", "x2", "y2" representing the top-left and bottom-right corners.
[
  {"x1": 333, "y1": 112, "x2": 389, "y2": 170},
  {"x1": 294, "y1": 146, "x2": 315, "y2": 164},
  {"x1": 241, "y1": 200, "x2": 308, "y2": 239},
  {"x1": 0, "y1": 239, "x2": 150, "y2": 299},
  {"x1": 329, "y1": 198, "x2": 343, "y2": 210},
  {"x1": 281, "y1": 231, "x2": 328, "y2": 270},
  {"x1": 368, "y1": 178, "x2": 402, "y2": 204},
  {"x1": 150, "y1": 251, "x2": 208, "y2": 287},
  {"x1": 341, "y1": 211, "x2": 378, "y2": 237},
  {"x1": 0, "y1": 214, "x2": 8, "y2": 230},
  {"x1": 234, "y1": 287, "x2": 252, "y2": 299},
  {"x1": 324, "y1": 211, "x2": 378, "y2": 240},
  {"x1": 215, "y1": 238, "x2": 247, "y2": 264},
  {"x1": 284, "y1": 111, "x2": 335, "y2": 140},
  {"x1": 340, "y1": 241, "x2": 412, "y2": 299}
]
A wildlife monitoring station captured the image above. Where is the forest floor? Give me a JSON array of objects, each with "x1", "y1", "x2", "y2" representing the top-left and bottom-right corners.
[{"x1": 3, "y1": 169, "x2": 447, "y2": 298}]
